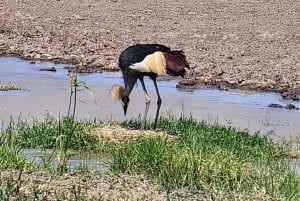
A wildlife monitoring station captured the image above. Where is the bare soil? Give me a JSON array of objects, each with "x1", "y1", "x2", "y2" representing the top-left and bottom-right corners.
[
  {"x1": 0, "y1": 0, "x2": 299, "y2": 199},
  {"x1": 1, "y1": 0, "x2": 300, "y2": 100},
  {"x1": 0, "y1": 170, "x2": 270, "y2": 201}
]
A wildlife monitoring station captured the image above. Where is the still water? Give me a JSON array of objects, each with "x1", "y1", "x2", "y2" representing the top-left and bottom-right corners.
[{"x1": 0, "y1": 57, "x2": 299, "y2": 139}]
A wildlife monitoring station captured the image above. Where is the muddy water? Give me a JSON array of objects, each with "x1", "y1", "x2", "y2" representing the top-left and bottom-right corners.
[{"x1": 0, "y1": 57, "x2": 299, "y2": 139}]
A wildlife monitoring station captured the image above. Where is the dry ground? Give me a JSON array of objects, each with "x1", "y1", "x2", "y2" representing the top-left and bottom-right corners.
[
  {"x1": 0, "y1": 1, "x2": 299, "y2": 199},
  {"x1": 1, "y1": 0, "x2": 300, "y2": 100},
  {"x1": 0, "y1": 170, "x2": 270, "y2": 201}
]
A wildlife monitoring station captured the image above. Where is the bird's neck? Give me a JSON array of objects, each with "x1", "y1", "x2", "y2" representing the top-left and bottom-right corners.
[
  {"x1": 123, "y1": 86, "x2": 133, "y2": 97},
  {"x1": 122, "y1": 74, "x2": 137, "y2": 97}
]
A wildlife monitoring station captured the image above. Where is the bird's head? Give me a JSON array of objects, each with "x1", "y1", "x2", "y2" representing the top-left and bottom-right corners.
[
  {"x1": 110, "y1": 85, "x2": 129, "y2": 116},
  {"x1": 121, "y1": 96, "x2": 130, "y2": 115}
]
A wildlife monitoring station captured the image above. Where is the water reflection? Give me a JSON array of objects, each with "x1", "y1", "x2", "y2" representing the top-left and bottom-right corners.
[{"x1": 20, "y1": 148, "x2": 109, "y2": 172}]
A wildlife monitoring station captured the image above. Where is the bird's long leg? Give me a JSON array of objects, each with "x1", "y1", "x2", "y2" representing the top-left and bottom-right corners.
[
  {"x1": 139, "y1": 78, "x2": 151, "y2": 130},
  {"x1": 151, "y1": 76, "x2": 161, "y2": 129}
]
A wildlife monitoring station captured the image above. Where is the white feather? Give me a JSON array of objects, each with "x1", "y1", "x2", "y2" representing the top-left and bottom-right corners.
[{"x1": 129, "y1": 59, "x2": 151, "y2": 72}]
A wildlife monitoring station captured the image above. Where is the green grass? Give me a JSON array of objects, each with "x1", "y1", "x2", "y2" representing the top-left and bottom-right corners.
[
  {"x1": 3, "y1": 115, "x2": 99, "y2": 151},
  {"x1": 111, "y1": 115, "x2": 300, "y2": 200},
  {"x1": 0, "y1": 115, "x2": 102, "y2": 174},
  {"x1": 0, "y1": 122, "x2": 33, "y2": 171},
  {"x1": 0, "y1": 114, "x2": 299, "y2": 200},
  {"x1": 0, "y1": 147, "x2": 32, "y2": 170}
]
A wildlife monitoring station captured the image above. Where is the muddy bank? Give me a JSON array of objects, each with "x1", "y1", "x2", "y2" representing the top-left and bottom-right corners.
[{"x1": 1, "y1": 0, "x2": 300, "y2": 100}]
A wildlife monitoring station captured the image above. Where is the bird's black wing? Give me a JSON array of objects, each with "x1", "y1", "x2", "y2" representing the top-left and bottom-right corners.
[{"x1": 118, "y1": 44, "x2": 170, "y2": 70}]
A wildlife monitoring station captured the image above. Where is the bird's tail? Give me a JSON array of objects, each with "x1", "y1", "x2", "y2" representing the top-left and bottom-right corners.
[
  {"x1": 110, "y1": 85, "x2": 124, "y2": 100},
  {"x1": 163, "y1": 50, "x2": 189, "y2": 77}
]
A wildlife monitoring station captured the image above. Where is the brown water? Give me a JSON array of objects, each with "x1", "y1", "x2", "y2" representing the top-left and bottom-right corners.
[{"x1": 0, "y1": 57, "x2": 300, "y2": 139}]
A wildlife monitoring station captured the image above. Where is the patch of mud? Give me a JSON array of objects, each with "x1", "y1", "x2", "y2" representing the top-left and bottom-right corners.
[{"x1": 1, "y1": 0, "x2": 300, "y2": 100}]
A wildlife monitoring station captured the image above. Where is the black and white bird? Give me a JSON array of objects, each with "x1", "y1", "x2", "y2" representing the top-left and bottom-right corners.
[{"x1": 110, "y1": 44, "x2": 189, "y2": 130}]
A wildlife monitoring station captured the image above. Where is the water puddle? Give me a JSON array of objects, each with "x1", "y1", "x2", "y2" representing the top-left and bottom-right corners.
[
  {"x1": 20, "y1": 148, "x2": 109, "y2": 172},
  {"x1": 0, "y1": 57, "x2": 300, "y2": 139}
]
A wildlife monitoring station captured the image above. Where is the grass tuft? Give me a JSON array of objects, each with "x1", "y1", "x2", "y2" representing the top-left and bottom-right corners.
[
  {"x1": 111, "y1": 115, "x2": 300, "y2": 200},
  {"x1": 0, "y1": 83, "x2": 24, "y2": 91},
  {"x1": 2, "y1": 115, "x2": 100, "y2": 151},
  {"x1": 0, "y1": 147, "x2": 33, "y2": 170}
]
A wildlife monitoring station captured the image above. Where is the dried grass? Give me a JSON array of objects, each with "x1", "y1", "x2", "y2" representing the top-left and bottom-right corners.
[{"x1": 89, "y1": 124, "x2": 177, "y2": 144}]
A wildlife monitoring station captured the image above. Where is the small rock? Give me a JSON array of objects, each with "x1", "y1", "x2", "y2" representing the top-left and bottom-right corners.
[
  {"x1": 268, "y1": 103, "x2": 299, "y2": 110},
  {"x1": 39, "y1": 67, "x2": 56, "y2": 72},
  {"x1": 268, "y1": 103, "x2": 283, "y2": 108},
  {"x1": 215, "y1": 68, "x2": 225, "y2": 76},
  {"x1": 34, "y1": 53, "x2": 41, "y2": 59},
  {"x1": 285, "y1": 103, "x2": 299, "y2": 110},
  {"x1": 178, "y1": 79, "x2": 197, "y2": 86}
]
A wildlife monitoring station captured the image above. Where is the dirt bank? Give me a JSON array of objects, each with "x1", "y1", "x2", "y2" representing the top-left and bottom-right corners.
[
  {"x1": 1, "y1": 0, "x2": 300, "y2": 100},
  {"x1": 0, "y1": 170, "x2": 270, "y2": 201}
]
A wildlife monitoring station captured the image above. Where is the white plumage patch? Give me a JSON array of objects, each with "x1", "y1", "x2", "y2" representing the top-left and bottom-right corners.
[{"x1": 129, "y1": 51, "x2": 167, "y2": 75}]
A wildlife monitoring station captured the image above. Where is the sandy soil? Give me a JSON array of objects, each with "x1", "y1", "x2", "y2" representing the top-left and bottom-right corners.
[
  {"x1": 0, "y1": 0, "x2": 300, "y2": 100},
  {"x1": 0, "y1": 170, "x2": 270, "y2": 201}
]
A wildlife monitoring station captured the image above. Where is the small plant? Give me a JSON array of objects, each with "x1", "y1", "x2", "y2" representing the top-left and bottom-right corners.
[
  {"x1": 56, "y1": 73, "x2": 96, "y2": 174},
  {"x1": 0, "y1": 147, "x2": 33, "y2": 170},
  {"x1": 0, "y1": 119, "x2": 33, "y2": 171},
  {"x1": 39, "y1": 149, "x2": 56, "y2": 172},
  {"x1": 0, "y1": 82, "x2": 24, "y2": 91},
  {"x1": 56, "y1": 116, "x2": 77, "y2": 174}
]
